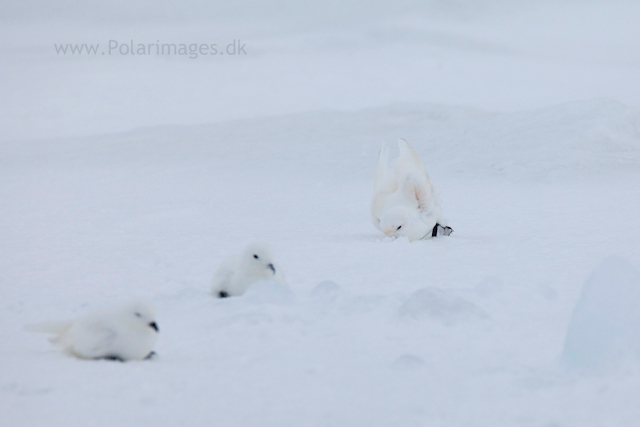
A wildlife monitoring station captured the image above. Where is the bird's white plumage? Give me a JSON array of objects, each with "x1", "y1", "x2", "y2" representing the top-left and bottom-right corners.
[
  {"x1": 371, "y1": 139, "x2": 446, "y2": 241},
  {"x1": 211, "y1": 242, "x2": 288, "y2": 297},
  {"x1": 26, "y1": 300, "x2": 159, "y2": 361}
]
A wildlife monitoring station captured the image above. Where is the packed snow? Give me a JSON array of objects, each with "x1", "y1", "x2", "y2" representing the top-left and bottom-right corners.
[{"x1": 2, "y1": 1, "x2": 640, "y2": 426}]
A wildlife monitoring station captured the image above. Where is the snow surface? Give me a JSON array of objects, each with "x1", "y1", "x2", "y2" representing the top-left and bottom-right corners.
[
  {"x1": 2, "y1": 1, "x2": 640, "y2": 426},
  {"x1": 562, "y1": 258, "x2": 640, "y2": 373}
]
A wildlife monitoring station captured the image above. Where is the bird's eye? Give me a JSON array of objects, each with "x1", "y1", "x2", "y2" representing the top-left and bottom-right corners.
[
  {"x1": 397, "y1": 225, "x2": 402, "y2": 230},
  {"x1": 135, "y1": 312, "x2": 142, "y2": 318},
  {"x1": 253, "y1": 254, "x2": 259, "y2": 259}
]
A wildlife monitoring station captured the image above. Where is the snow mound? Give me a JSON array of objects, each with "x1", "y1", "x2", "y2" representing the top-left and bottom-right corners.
[
  {"x1": 474, "y1": 276, "x2": 505, "y2": 298},
  {"x1": 562, "y1": 257, "x2": 640, "y2": 373},
  {"x1": 398, "y1": 287, "x2": 488, "y2": 324},
  {"x1": 310, "y1": 280, "x2": 341, "y2": 299},
  {"x1": 241, "y1": 280, "x2": 296, "y2": 305}
]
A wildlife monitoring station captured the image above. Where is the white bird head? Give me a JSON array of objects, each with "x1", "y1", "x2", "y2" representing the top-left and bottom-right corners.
[
  {"x1": 379, "y1": 206, "x2": 431, "y2": 242},
  {"x1": 240, "y1": 242, "x2": 279, "y2": 281},
  {"x1": 119, "y1": 300, "x2": 159, "y2": 333}
]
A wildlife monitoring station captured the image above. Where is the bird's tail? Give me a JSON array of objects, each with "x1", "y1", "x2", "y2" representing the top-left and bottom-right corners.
[{"x1": 24, "y1": 320, "x2": 72, "y2": 334}]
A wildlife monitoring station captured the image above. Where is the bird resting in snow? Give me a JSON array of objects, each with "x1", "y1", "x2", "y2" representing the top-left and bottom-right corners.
[
  {"x1": 212, "y1": 242, "x2": 288, "y2": 298},
  {"x1": 26, "y1": 300, "x2": 159, "y2": 361},
  {"x1": 371, "y1": 139, "x2": 452, "y2": 241}
]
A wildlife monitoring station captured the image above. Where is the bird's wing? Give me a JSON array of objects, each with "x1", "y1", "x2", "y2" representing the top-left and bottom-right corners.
[
  {"x1": 397, "y1": 139, "x2": 428, "y2": 176},
  {"x1": 70, "y1": 320, "x2": 118, "y2": 359},
  {"x1": 398, "y1": 171, "x2": 432, "y2": 212},
  {"x1": 372, "y1": 146, "x2": 398, "y2": 228},
  {"x1": 395, "y1": 139, "x2": 442, "y2": 215},
  {"x1": 373, "y1": 145, "x2": 397, "y2": 195},
  {"x1": 370, "y1": 194, "x2": 384, "y2": 230}
]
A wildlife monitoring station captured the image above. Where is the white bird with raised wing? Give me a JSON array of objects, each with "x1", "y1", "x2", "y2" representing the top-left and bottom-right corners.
[{"x1": 371, "y1": 139, "x2": 452, "y2": 241}]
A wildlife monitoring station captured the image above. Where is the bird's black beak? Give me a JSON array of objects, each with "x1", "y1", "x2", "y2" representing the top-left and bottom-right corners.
[
  {"x1": 267, "y1": 263, "x2": 276, "y2": 274},
  {"x1": 149, "y1": 322, "x2": 159, "y2": 332}
]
